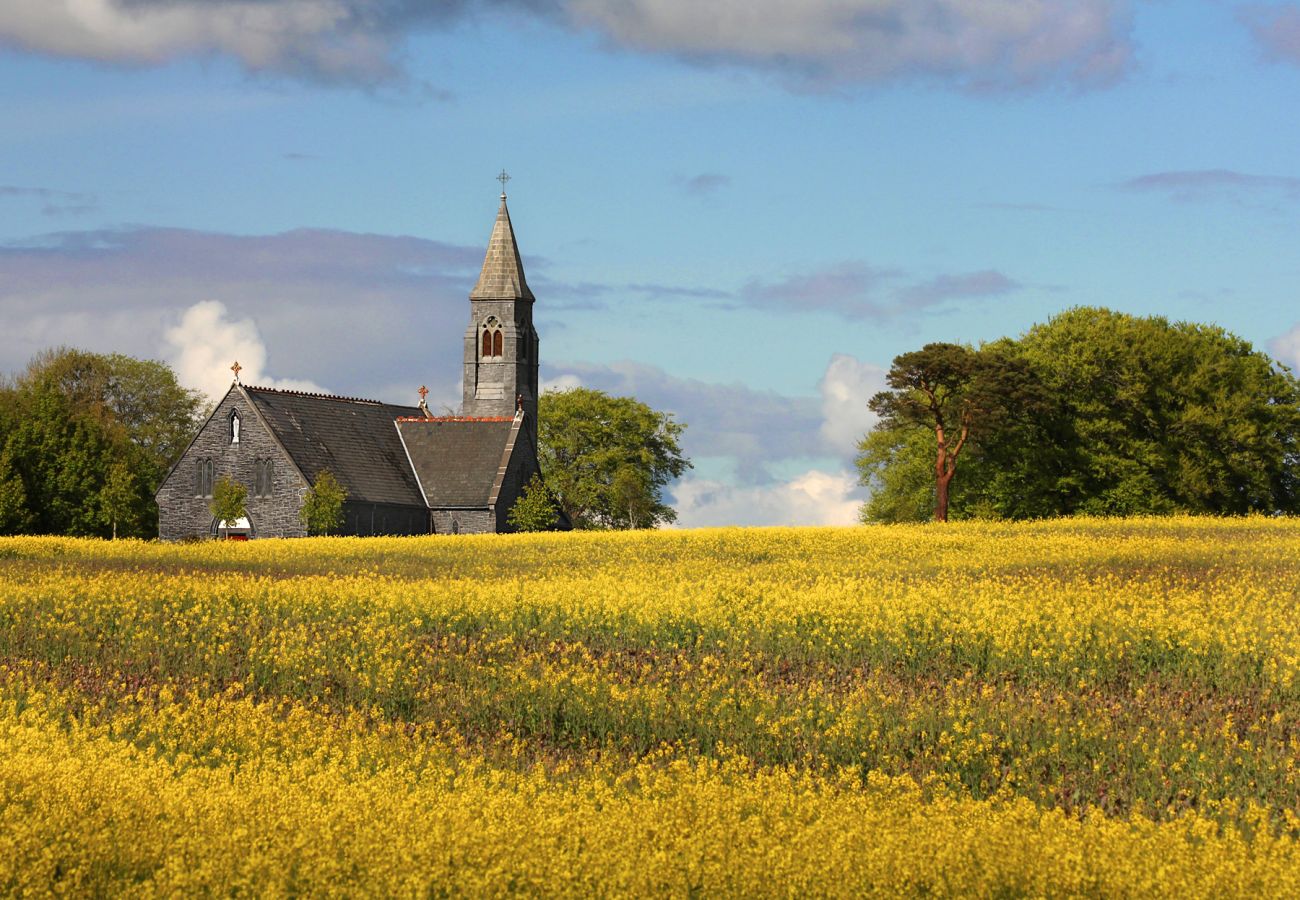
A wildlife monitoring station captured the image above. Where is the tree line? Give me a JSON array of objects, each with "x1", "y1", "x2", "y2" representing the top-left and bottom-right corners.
[
  {"x1": 9, "y1": 306, "x2": 1292, "y2": 538},
  {"x1": 861, "y1": 306, "x2": 1300, "y2": 522}
]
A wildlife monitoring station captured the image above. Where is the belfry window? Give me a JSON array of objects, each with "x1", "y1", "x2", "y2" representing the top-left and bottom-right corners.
[{"x1": 481, "y1": 317, "x2": 502, "y2": 359}]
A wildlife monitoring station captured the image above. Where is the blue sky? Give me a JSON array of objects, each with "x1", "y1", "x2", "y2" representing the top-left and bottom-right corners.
[{"x1": 3, "y1": 1, "x2": 1299, "y2": 525}]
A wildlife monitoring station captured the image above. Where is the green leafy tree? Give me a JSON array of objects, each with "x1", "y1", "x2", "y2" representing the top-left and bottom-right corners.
[
  {"x1": 538, "y1": 388, "x2": 691, "y2": 530},
  {"x1": 300, "y1": 470, "x2": 348, "y2": 536},
  {"x1": 0, "y1": 443, "x2": 31, "y2": 535},
  {"x1": 98, "y1": 460, "x2": 138, "y2": 540},
  {"x1": 856, "y1": 424, "x2": 936, "y2": 524},
  {"x1": 867, "y1": 343, "x2": 1041, "y2": 522},
  {"x1": 1, "y1": 386, "x2": 119, "y2": 536},
  {"x1": 506, "y1": 474, "x2": 559, "y2": 532},
  {"x1": 210, "y1": 476, "x2": 248, "y2": 539},
  {"x1": 0, "y1": 348, "x2": 204, "y2": 537},
  {"x1": 19, "y1": 348, "x2": 206, "y2": 471},
  {"x1": 610, "y1": 467, "x2": 653, "y2": 529},
  {"x1": 1010, "y1": 308, "x2": 1300, "y2": 515}
]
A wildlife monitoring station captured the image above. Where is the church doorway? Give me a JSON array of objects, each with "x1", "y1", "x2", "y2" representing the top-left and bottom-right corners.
[{"x1": 211, "y1": 516, "x2": 255, "y2": 541}]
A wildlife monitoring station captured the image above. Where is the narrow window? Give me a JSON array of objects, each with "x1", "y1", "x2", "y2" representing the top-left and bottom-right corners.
[
  {"x1": 197, "y1": 458, "x2": 214, "y2": 498},
  {"x1": 230, "y1": 412, "x2": 241, "y2": 444},
  {"x1": 482, "y1": 329, "x2": 493, "y2": 358},
  {"x1": 492, "y1": 330, "x2": 503, "y2": 357},
  {"x1": 262, "y1": 460, "x2": 273, "y2": 498}
]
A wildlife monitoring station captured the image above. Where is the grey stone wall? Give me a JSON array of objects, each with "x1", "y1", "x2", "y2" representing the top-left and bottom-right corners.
[
  {"x1": 462, "y1": 297, "x2": 539, "y2": 424},
  {"x1": 156, "y1": 387, "x2": 309, "y2": 541},
  {"x1": 430, "y1": 509, "x2": 494, "y2": 535}
]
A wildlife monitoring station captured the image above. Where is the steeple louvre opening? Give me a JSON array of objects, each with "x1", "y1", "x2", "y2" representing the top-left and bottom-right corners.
[{"x1": 480, "y1": 317, "x2": 503, "y2": 359}]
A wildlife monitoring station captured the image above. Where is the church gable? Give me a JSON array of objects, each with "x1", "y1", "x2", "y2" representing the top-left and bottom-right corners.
[
  {"x1": 395, "y1": 416, "x2": 516, "y2": 509},
  {"x1": 156, "y1": 384, "x2": 308, "y2": 540}
]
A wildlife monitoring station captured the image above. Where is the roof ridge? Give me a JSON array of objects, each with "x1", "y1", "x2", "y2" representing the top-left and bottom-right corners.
[
  {"x1": 396, "y1": 415, "x2": 515, "y2": 423},
  {"x1": 243, "y1": 384, "x2": 390, "y2": 406}
]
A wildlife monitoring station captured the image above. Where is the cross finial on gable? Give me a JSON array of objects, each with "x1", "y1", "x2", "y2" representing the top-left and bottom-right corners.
[
  {"x1": 497, "y1": 169, "x2": 510, "y2": 198},
  {"x1": 231, "y1": 361, "x2": 242, "y2": 383},
  {"x1": 418, "y1": 385, "x2": 429, "y2": 401}
]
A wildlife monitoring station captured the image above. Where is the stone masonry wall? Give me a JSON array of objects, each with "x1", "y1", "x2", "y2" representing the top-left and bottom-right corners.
[
  {"x1": 462, "y1": 298, "x2": 538, "y2": 425},
  {"x1": 430, "y1": 509, "x2": 494, "y2": 535},
  {"x1": 156, "y1": 387, "x2": 308, "y2": 541}
]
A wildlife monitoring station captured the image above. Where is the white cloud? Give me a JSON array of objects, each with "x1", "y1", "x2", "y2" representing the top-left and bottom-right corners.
[
  {"x1": 540, "y1": 373, "x2": 583, "y2": 394},
  {"x1": 0, "y1": 0, "x2": 400, "y2": 85},
  {"x1": 818, "y1": 353, "x2": 886, "y2": 456},
  {"x1": 568, "y1": 0, "x2": 1133, "y2": 89},
  {"x1": 163, "y1": 300, "x2": 325, "y2": 402},
  {"x1": 1270, "y1": 323, "x2": 1300, "y2": 372},
  {"x1": 0, "y1": 0, "x2": 1131, "y2": 92},
  {"x1": 671, "y1": 468, "x2": 863, "y2": 528}
]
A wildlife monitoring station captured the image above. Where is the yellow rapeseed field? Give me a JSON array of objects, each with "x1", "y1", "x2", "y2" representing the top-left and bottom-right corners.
[{"x1": 2, "y1": 517, "x2": 1299, "y2": 896}]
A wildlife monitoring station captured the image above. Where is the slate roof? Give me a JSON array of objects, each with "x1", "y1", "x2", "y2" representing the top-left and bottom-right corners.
[
  {"x1": 396, "y1": 417, "x2": 517, "y2": 507},
  {"x1": 469, "y1": 196, "x2": 534, "y2": 301},
  {"x1": 243, "y1": 386, "x2": 426, "y2": 507}
]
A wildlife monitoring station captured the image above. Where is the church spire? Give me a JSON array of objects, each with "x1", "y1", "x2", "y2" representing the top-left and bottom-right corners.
[
  {"x1": 462, "y1": 179, "x2": 541, "y2": 425},
  {"x1": 470, "y1": 181, "x2": 534, "y2": 302}
]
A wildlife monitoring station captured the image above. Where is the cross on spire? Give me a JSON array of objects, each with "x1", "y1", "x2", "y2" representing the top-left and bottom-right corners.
[
  {"x1": 231, "y1": 361, "x2": 242, "y2": 383},
  {"x1": 497, "y1": 169, "x2": 510, "y2": 198}
]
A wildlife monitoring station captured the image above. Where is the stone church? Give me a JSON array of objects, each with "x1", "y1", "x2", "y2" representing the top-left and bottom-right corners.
[{"x1": 156, "y1": 187, "x2": 561, "y2": 539}]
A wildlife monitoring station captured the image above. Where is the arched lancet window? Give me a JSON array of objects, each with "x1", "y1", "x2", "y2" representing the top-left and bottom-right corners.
[
  {"x1": 253, "y1": 459, "x2": 274, "y2": 498},
  {"x1": 195, "y1": 458, "x2": 215, "y2": 497},
  {"x1": 481, "y1": 317, "x2": 502, "y2": 360},
  {"x1": 230, "y1": 411, "x2": 241, "y2": 444}
]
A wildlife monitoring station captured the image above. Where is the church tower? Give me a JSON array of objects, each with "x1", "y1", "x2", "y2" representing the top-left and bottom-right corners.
[{"x1": 462, "y1": 178, "x2": 540, "y2": 427}]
